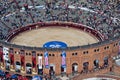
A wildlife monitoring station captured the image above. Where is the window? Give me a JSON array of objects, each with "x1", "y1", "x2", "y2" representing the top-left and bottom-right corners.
[
  {"x1": 97, "y1": 49, "x2": 99, "y2": 52},
  {"x1": 40, "y1": 54, "x2": 43, "y2": 56},
  {"x1": 94, "y1": 49, "x2": 96, "y2": 52},
  {"x1": 37, "y1": 54, "x2": 39, "y2": 56},
  {"x1": 83, "y1": 52, "x2": 85, "y2": 54},
  {"x1": 72, "y1": 52, "x2": 78, "y2": 56},
  {"x1": 26, "y1": 53, "x2": 28, "y2": 55},
  {"x1": 75, "y1": 53, "x2": 77, "y2": 55},
  {"x1": 94, "y1": 49, "x2": 99, "y2": 52},
  {"x1": 15, "y1": 51, "x2": 19, "y2": 54},
  {"x1": 107, "y1": 46, "x2": 109, "y2": 49},
  {"x1": 52, "y1": 54, "x2": 55, "y2": 56},
  {"x1": 104, "y1": 47, "x2": 106, "y2": 50},
  {"x1": 114, "y1": 43, "x2": 118, "y2": 47},
  {"x1": 86, "y1": 51, "x2": 88, "y2": 54},
  {"x1": 72, "y1": 53, "x2": 74, "y2": 55},
  {"x1": 83, "y1": 51, "x2": 88, "y2": 54},
  {"x1": 29, "y1": 53, "x2": 31, "y2": 55},
  {"x1": 104, "y1": 46, "x2": 109, "y2": 50},
  {"x1": 49, "y1": 54, "x2": 51, "y2": 56},
  {"x1": 113, "y1": 44, "x2": 115, "y2": 47}
]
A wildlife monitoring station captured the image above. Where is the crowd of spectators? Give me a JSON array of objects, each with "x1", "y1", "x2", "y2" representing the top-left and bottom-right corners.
[
  {"x1": 0, "y1": 0, "x2": 120, "y2": 40},
  {"x1": 0, "y1": 0, "x2": 120, "y2": 41},
  {"x1": 0, "y1": 0, "x2": 120, "y2": 79}
]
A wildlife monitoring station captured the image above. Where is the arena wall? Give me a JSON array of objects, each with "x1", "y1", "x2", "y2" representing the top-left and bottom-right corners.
[{"x1": 0, "y1": 22, "x2": 119, "y2": 78}]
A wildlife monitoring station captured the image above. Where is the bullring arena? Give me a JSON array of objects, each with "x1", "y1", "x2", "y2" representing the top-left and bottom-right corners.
[
  {"x1": 0, "y1": 0, "x2": 120, "y2": 80},
  {"x1": 10, "y1": 25, "x2": 99, "y2": 47}
]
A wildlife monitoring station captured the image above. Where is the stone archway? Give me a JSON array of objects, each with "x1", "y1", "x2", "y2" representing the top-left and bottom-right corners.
[
  {"x1": 37, "y1": 64, "x2": 43, "y2": 75},
  {"x1": 26, "y1": 63, "x2": 32, "y2": 74},
  {"x1": 94, "y1": 59, "x2": 99, "y2": 69},
  {"x1": 83, "y1": 62, "x2": 89, "y2": 72},
  {"x1": 72, "y1": 63, "x2": 78, "y2": 73},
  {"x1": 104, "y1": 57, "x2": 108, "y2": 67},
  {"x1": 5, "y1": 60, "x2": 10, "y2": 70},
  {"x1": 15, "y1": 61, "x2": 21, "y2": 72},
  {"x1": 49, "y1": 64, "x2": 55, "y2": 78},
  {"x1": 61, "y1": 66, "x2": 66, "y2": 73}
]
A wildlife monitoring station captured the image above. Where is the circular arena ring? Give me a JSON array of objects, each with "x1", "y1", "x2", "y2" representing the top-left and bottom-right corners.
[
  {"x1": 0, "y1": 0, "x2": 120, "y2": 80},
  {"x1": 7, "y1": 21, "x2": 102, "y2": 47}
]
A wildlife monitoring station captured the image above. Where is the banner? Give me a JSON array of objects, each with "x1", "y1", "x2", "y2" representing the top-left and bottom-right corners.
[
  {"x1": 3, "y1": 47, "x2": 9, "y2": 61},
  {"x1": 10, "y1": 54, "x2": 14, "y2": 65},
  {"x1": 38, "y1": 56, "x2": 42, "y2": 69},
  {"x1": 119, "y1": 41, "x2": 120, "y2": 54},
  {"x1": 119, "y1": 45, "x2": 120, "y2": 52},
  {"x1": 0, "y1": 47, "x2": 3, "y2": 62},
  {"x1": 43, "y1": 41, "x2": 67, "y2": 48},
  {"x1": 61, "y1": 51, "x2": 66, "y2": 68},
  {"x1": 32, "y1": 75, "x2": 42, "y2": 80},
  {"x1": 44, "y1": 51, "x2": 49, "y2": 68}
]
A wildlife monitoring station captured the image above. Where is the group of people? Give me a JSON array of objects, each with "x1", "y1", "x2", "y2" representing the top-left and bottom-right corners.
[
  {"x1": 0, "y1": 0, "x2": 120, "y2": 79},
  {"x1": 0, "y1": 0, "x2": 120, "y2": 40},
  {"x1": 0, "y1": 0, "x2": 119, "y2": 41}
]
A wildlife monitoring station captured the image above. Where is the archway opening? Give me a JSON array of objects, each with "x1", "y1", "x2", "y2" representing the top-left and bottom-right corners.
[
  {"x1": 37, "y1": 64, "x2": 43, "y2": 75},
  {"x1": 49, "y1": 64, "x2": 55, "y2": 78},
  {"x1": 26, "y1": 63, "x2": 32, "y2": 74},
  {"x1": 104, "y1": 57, "x2": 108, "y2": 67},
  {"x1": 61, "y1": 66, "x2": 66, "y2": 73},
  {"x1": 83, "y1": 62, "x2": 89, "y2": 73},
  {"x1": 72, "y1": 63, "x2": 78, "y2": 73},
  {"x1": 5, "y1": 60, "x2": 10, "y2": 71},
  {"x1": 15, "y1": 61, "x2": 21, "y2": 72},
  {"x1": 94, "y1": 59, "x2": 99, "y2": 69}
]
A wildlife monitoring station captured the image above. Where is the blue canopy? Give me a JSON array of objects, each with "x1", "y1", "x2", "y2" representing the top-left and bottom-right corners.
[
  {"x1": 43, "y1": 41, "x2": 67, "y2": 48},
  {"x1": 32, "y1": 75, "x2": 42, "y2": 80},
  {"x1": 0, "y1": 70, "x2": 5, "y2": 76},
  {"x1": 11, "y1": 74, "x2": 18, "y2": 79}
]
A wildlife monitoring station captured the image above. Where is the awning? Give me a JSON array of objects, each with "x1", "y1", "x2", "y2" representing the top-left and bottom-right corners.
[
  {"x1": 11, "y1": 74, "x2": 18, "y2": 79},
  {"x1": 32, "y1": 75, "x2": 42, "y2": 80},
  {"x1": 0, "y1": 70, "x2": 5, "y2": 76}
]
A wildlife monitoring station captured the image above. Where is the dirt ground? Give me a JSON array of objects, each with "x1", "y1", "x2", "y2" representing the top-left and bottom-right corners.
[{"x1": 10, "y1": 27, "x2": 99, "y2": 47}]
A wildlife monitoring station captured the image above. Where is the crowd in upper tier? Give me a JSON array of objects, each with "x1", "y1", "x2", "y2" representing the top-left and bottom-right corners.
[
  {"x1": 0, "y1": 0, "x2": 120, "y2": 80},
  {"x1": 0, "y1": 0, "x2": 120, "y2": 40}
]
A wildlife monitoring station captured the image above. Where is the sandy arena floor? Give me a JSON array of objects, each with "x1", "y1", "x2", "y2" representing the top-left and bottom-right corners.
[{"x1": 10, "y1": 27, "x2": 99, "y2": 47}]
